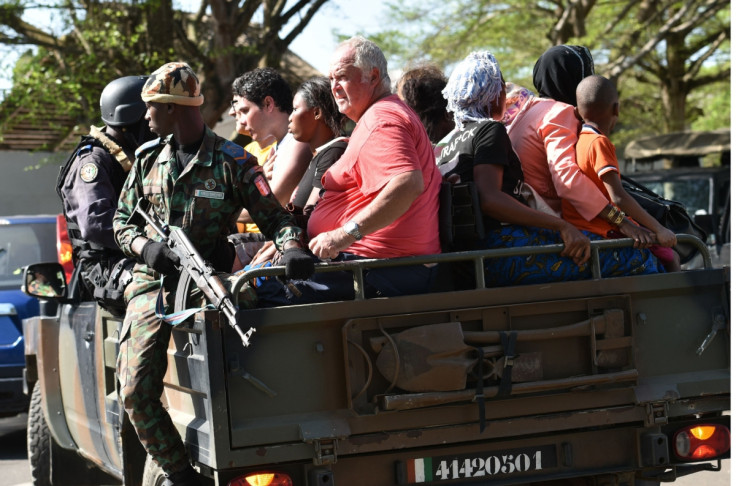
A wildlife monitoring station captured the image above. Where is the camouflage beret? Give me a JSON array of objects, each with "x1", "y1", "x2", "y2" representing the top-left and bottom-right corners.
[{"x1": 141, "y1": 62, "x2": 204, "y2": 106}]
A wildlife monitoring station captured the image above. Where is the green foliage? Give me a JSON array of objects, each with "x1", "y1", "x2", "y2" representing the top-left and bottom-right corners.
[
  {"x1": 611, "y1": 74, "x2": 666, "y2": 149},
  {"x1": 4, "y1": 1, "x2": 180, "y2": 129},
  {"x1": 370, "y1": 0, "x2": 551, "y2": 80},
  {"x1": 370, "y1": 0, "x2": 730, "y2": 136},
  {"x1": 690, "y1": 81, "x2": 730, "y2": 132}
]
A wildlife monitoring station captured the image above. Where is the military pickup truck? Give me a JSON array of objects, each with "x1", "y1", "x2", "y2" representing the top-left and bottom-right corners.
[{"x1": 21, "y1": 235, "x2": 730, "y2": 486}]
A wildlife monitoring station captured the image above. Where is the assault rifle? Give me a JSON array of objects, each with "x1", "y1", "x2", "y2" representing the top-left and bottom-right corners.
[{"x1": 129, "y1": 198, "x2": 256, "y2": 347}]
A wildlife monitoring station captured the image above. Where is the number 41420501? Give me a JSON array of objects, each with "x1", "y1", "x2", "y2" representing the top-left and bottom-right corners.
[{"x1": 435, "y1": 451, "x2": 543, "y2": 480}]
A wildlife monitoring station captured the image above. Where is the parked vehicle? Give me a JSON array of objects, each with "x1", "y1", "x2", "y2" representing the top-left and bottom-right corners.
[
  {"x1": 622, "y1": 128, "x2": 730, "y2": 173},
  {"x1": 623, "y1": 129, "x2": 730, "y2": 269},
  {"x1": 0, "y1": 214, "x2": 63, "y2": 417},
  {"x1": 22, "y1": 230, "x2": 729, "y2": 486}
]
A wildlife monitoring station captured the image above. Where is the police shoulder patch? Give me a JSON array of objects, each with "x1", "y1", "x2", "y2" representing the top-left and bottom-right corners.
[
  {"x1": 135, "y1": 137, "x2": 162, "y2": 158},
  {"x1": 79, "y1": 162, "x2": 98, "y2": 182},
  {"x1": 221, "y1": 140, "x2": 251, "y2": 165}
]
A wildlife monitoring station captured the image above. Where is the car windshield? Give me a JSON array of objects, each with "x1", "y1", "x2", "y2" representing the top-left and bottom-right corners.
[
  {"x1": 0, "y1": 222, "x2": 57, "y2": 290},
  {"x1": 639, "y1": 178, "x2": 712, "y2": 217}
]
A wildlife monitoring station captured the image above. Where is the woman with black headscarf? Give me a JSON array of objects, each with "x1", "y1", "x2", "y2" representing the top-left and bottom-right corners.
[
  {"x1": 507, "y1": 46, "x2": 653, "y2": 237},
  {"x1": 504, "y1": 45, "x2": 663, "y2": 278},
  {"x1": 533, "y1": 44, "x2": 595, "y2": 107}
]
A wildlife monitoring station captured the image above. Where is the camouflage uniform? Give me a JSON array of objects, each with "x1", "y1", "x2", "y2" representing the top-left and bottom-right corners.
[{"x1": 112, "y1": 125, "x2": 303, "y2": 475}]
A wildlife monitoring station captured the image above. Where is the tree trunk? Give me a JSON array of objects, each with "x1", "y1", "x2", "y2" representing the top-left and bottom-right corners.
[
  {"x1": 200, "y1": 0, "x2": 239, "y2": 128},
  {"x1": 144, "y1": 0, "x2": 175, "y2": 55},
  {"x1": 661, "y1": 31, "x2": 688, "y2": 132}
]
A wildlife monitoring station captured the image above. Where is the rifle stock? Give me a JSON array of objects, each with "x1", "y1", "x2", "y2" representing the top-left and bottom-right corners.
[{"x1": 129, "y1": 199, "x2": 256, "y2": 347}]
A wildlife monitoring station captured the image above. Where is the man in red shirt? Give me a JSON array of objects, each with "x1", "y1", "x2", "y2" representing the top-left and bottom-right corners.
[{"x1": 308, "y1": 36, "x2": 441, "y2": 262}]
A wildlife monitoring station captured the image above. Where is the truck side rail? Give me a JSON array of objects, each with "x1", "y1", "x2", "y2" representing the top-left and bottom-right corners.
[{"x1": 231, "y1": 234, "x2": 711, "y2": 302}]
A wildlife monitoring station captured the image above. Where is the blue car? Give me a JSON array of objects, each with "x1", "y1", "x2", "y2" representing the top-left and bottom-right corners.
[{"x1": 0, "y1": 215, "x2": 60, "y2": 416}]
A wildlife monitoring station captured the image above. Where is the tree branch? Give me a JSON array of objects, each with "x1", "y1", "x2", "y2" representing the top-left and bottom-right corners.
[
  {"x1": 282, "y1": 0, "x2": 314, "y2": 20},
  {"x1": 684, "y1": 30, "x2": 728, "y2": 83},
  {"x1": 548, "y1": 0, "x2": 579, "y2": 44},
  {"x1": 685, "y1": 68, "x2": 731, "y2": 91},
  {"x1": 0, "y1": 10, "x2": 61, "y2": 48},
  {"x1": 600, "y1": 0, "x2": 638, "y2": 38},
  {"x1": 235, "y1": 0, "x2": 262, "y2": 35},
  {"x1": 670, "y1": 0, "x2": 729, "y2": 35},
  {"x1": 281, "y1": 0, "x2": 330, "y2": 46},
  {"x1": 607, "y1": 0, "x2": 693, "y2": 80}
]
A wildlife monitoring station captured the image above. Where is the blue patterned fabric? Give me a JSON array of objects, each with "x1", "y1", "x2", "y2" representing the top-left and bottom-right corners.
[{"x1": 482, "y1": 225, "x2": 663, "y2": 287}]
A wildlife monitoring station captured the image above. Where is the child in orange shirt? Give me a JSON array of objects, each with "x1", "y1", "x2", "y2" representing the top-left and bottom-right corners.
[{"x1": 562, "y1": 75, "x2": 680, "y2": 271}]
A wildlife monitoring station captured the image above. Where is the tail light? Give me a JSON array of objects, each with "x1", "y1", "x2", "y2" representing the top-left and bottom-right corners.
[
  {"x1": 55, "y1": 215, "x2": 74, "y2": 283},
  {"x1": 228, "y1": 471, "x2": 293, "y2": 486},
  {"x1": 674, "y1": 423, "x2": 730, "y2": 461}
]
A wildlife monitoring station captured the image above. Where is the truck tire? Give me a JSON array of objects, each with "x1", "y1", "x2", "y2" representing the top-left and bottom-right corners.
[
  {"x1": 141, "y1": 455, "x2": 166, "y2": 486},
  {"x1": 27, "y1": 382, "x2": 51, "y2": 486}
]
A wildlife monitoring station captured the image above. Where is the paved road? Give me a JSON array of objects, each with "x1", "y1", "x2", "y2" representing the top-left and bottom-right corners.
[
  {"x1": 0, "y1": 415, "x2": 730, "y2": 486},
  {"x1": 0, "y1": 414, "x2": 32, "y2": 486}
]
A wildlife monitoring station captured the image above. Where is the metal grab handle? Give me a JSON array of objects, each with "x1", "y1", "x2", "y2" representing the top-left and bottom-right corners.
[{"x1": 230, "y1": 234, "x2": 711, "y2": 302}]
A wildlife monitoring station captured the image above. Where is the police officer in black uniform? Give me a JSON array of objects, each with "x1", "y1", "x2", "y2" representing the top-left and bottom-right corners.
[{"x1": 57, "y1": 75, "x2": 154, "y2": 313}]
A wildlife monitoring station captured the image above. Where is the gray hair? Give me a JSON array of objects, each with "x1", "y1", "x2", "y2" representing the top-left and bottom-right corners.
[{"x1": 340, "y1": 36, "x2": 391, "y2": 92}]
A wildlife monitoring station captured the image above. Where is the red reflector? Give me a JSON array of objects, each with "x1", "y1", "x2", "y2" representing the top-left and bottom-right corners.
[
  {"x1": 673, "y1": 423, "x2": 730, "y2": 461},
  {"x1": 227, "y1": 471, "x2": 293, "y2": 486},
  {"x1": 55, "y1": 215, "x2": 74, "y2": 283},
  {"x1": 692, "y1": 445, "x2": 717, "y2": 459}
]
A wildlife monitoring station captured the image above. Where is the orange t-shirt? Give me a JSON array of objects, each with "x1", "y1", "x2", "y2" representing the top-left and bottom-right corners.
[{"x1": 562, "y1": 126, "x2": 619, "y2": 236}]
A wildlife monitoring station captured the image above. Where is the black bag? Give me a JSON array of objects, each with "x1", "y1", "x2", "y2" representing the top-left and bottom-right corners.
[
  {"x1": 87, "y1": 257, "x2": 135, "y2": 315},
  {"x1": 438, "y1": 181, "x2": 485, "y2": 252},
  {"x1": 621, "y1": 174, "x2": 707, "y2": 263}
]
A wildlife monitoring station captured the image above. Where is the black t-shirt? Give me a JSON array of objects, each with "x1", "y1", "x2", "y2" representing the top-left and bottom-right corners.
[
  {"x1": 291, "y1": 139, "x2": 348, "y2": 209},
  {"x1": 436, "y1": 120, "x2": 525, "y2": 228}
]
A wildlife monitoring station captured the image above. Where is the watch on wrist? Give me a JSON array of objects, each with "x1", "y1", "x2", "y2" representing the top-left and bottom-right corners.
[{"x1": 342, "y1": 220, "x2": 362, "y2": 240}]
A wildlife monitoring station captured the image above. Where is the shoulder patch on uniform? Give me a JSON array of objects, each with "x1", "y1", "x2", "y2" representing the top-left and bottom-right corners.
[
  {"x1": 79, "y1": 162, "x2": 98, "y2": 182},
  {"x1": 253, "y1": 173, "x2": 272, "y2": 196},
  {"x1": 135, "y1": 137, "x2": 162, "y2": 158},
  {"x1": 221, "y1": 140, "x2": 250, "y2": 164}
]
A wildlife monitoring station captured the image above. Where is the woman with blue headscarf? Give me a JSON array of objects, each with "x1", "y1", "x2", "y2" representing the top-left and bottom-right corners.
[{"x1": 437, "y1": 51, "x2": 591, "y2": 286}]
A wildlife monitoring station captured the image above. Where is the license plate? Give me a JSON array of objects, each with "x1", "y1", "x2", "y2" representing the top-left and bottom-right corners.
[{"x1": 397, "y1": 444, "x2": 556, "y2": 483}]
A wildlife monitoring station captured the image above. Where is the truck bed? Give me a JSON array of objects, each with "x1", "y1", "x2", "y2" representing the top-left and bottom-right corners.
[{"x1": 156, "y1": 241, "x2": 729, "y2": 485}]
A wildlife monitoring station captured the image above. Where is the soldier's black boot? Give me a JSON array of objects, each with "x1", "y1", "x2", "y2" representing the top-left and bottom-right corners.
[{"x1": 163, "y1": 465, "x2": 202, "y2": 486}]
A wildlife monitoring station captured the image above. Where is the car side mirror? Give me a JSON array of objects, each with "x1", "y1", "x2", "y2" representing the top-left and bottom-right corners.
[{"x1": 22, "y1": 262, "x2": 67, "y2": 300}]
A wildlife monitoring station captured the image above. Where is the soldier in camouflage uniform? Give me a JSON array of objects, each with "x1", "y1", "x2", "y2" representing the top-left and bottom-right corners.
[{"x1": 112, "y1": 62, "x2": 314, "y2": 486}]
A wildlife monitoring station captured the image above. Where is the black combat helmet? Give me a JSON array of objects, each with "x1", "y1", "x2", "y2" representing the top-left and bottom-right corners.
[{"x1": 99, "y1": 76, "x2": 148, "y2": 127}]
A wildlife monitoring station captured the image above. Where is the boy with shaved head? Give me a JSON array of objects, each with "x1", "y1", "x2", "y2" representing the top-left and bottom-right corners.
[{"x1": 562, "y1": 74, "x2": 679, "y2": 271}]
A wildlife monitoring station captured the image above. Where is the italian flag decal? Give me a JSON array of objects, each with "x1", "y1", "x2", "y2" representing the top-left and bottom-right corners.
[{"x1": 406, "y1": 457, "x2": 433, "y2": 483}]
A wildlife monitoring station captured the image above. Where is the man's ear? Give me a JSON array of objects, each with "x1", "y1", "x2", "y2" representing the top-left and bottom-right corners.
[
  {"x1": 612, "y1": 101, "x2": 620, "y2": 117},
  {"x1": 573, "y1": 106, "x2": 581, "y2": 121},
  {"x1": 263, "y1": 96, "x2": 275, "y2": 113},
  {"x1": 370, "y1": 67, "x2": 380, "y2": 87}
]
